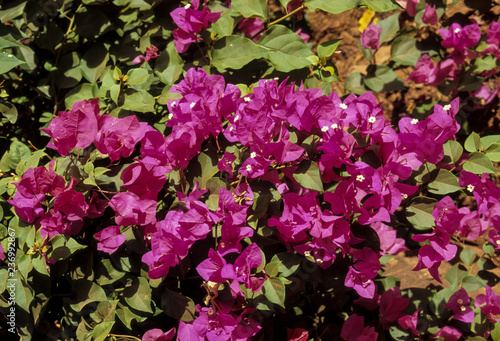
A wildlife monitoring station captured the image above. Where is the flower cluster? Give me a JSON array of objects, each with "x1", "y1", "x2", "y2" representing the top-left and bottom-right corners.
[{"x1": 171, "y1": 0, "x2": 222, "y2": 53}]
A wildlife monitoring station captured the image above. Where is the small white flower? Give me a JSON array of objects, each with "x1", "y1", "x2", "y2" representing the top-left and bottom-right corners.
[
  {"x1": 304, "y1": 251, "x2": 311, "y2": 257},
  {"x1": 189, "y1": 102, "x2": 196, "y2": 108},
  {"x1": 411, "y1": 118, "x2": 419, "y2": 125},
  {"x1": 356, "y1": 174, "x2": 365, "y2": 182},
  {"x1": 246, "y1": 165, "x2": 252, "y2": 171},
  {"x1": 321, "y1": 126, "x2": 329, "y2": 132},
  {"x1": 7, "y1": 54, "x2": 13, "y2": 58},
  {"x1": 496, "y1": 239, "x2": 500, "y2": 245},
  {"x1": 331, "y1": 123, "x2": 339, "y2": 129},
  {"x1": 167, "y1": 113, "x2": 173, "y2": 120},
  {"x1": 368, "y1": 116, "x2": 376, "y2": 123},
  {"x1": 467, "y1": 184, "x2": 475, "y2": 193},
  {"x1": 319, "y1": 138, "x2": 324, "y2": 143},
  {"x1": 244, "y1": 96, "x2": 251, "y2": 102},
  {"x1": 234, "y1": 115, "x2": 240, "y2": 122},
  {"x1": 229, "y1": 126, "x2": 234, "y2": 131},
  {"x1": 402, "y1": 193, "x2": 408, "y2": 199},
  {"x1": 316, "y1": 259, "x2": 324, "y2": 264},
  {"x1": 184, "y1": 3, "x2": 191, "y2": 9},
  {"x1": 443, "y1": 104, "x2": 451, "y2": 111},
  {"x1": 454, "y1": 28, "x2": 461, "y2": 34},
  {"x1": 339, "y1": 103, "x2": 348, "y2": 110},
  {"x1": 274, "y1": 77, "x2": 279, "y2": 81},
  {"x1": 250, "y1": 152, "x2": 257, "y2": 158}
]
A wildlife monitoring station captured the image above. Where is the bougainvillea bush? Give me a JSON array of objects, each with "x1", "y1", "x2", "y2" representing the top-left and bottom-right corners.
[{"x1": 0, "y1": 0, "x2": 499, "y2": 340}]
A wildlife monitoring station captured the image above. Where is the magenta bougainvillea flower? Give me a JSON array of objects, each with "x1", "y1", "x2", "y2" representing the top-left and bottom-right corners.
[
  {"x1": 132, "y1": 45, "x2": 159, "y2": 64},
  {"x1": 444, "y1": 288, "x2": 474, "y2": 322},
  {"x1": 171, "y1": 0, "x2": 222, "y2": 53},
  {"x1": 94, "y1": 225, "x2": 126, "y2": 253},
  {"x1": 142, "y1": 327, "x2": 176, "y2": 341},
  {"x1": 398, "y1": 310, "x2": 419, "y2": 335},
  {"x1": 379, "y1": 287, "x2": 409, "y2": 327},
  {"x1": 109, "y1": 192, "x2": 157, "y2": 226},
  {"x1": 94, "y1": 114, "x2": 149, "y2": 162},
  {"x1": 475, "y1": 285, "x2": 500, "y2": 322},
  {"x1": 439, "y1": 22, "x2": 481, "y2": 63},
  {"x1": 42, "y1": 99, "x2": 100, "y2": 157},
  {"x1": 433, "y1": 326, "x2": 462, "y2": 341},
  {"x1": 408, "y1": 54, "x2": 458, "y2": 86},
  {"x1": 422, "y1": 3, "x2": 438, "y2": 25},
  {"x1": 483, "y1": 22, "x2": 500, "y2": 58},
  {"x1": 361, "y1": 23, "x2": 382, "y2": 50},
  {"x1": 238, "y1": 17, "x2": 264, "y2": 41},
  {"x1": 341, "y1": 314, "x2": 378, "y2": 341},
  {"x1": 345, "y1": 248, "x2": 381, "y2": 298}
]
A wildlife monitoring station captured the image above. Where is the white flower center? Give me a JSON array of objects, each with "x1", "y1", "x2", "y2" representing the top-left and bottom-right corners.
[
  {"x1": 467, "y1": 184, "x2": 474, "y2": 192},
  {"x1": 229, "y1": 126, "x2": 234, "y2": 131},
  {"x1": 234, "y1": 115, "x2": 240, "y2": 122},
  {"x1": 316, "y1": 259, "x2": 323, "y2": 264},
  {"x1": 368, "y1": 116, "x2": 376, "y2": 123},
  {"x1": 356, "y1": 174, "x2": 365, "y2": 182},
  {"x1": 454, "y1": 28, "x2": 461, "y2": 34},
  {"x1": 402, "y1": 194, "x2": 408, "y2": 199},
  {"x1": 189, "y1": 102, "x2": 196, "y2": 108},
  {"x1": 411, "y1": 118, "x2": 418, "y2": 124},
  {"x1": 443, "y1": 104, "x2": 451, "y2": 111},
  {"x1": 331, "y1": 123, "x2": 339, "y2": 129},
  {"x1": 184, "y1": 4, "x2": 191, "y2": 9},
  {"x1": 321, "y1": 126, "x2": 329, "y2": 132},
  {"x1": 250, "y1": 152, "x2": 257, "y2": 158},
  {"x1": 167, "y1": 113, "x2": 173, "y2": 120},
  {"x1": 246, "y1": 165, "x2": 252, "y2": 171},
  {"x1": 304, "y1": 251, "x2": 311, "y2": 257},
  {"x1": 339, "y1": 103, "x2": 348, "y2": 110},
  {"x1": 244, "y1": 96, "x2": 251, "y2": 102}
]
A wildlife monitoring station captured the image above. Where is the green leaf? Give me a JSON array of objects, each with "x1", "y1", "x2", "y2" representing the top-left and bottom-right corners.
[
  {"x1": 480, "y1": 135, "x2": 500, "y2": 149},
  {"x1": 375, "y1": 12, "x2": 400, "y2": 44},
  {"x1": 485, "y1": 143, "x2": 500, "y2": 162},
  {"x1": 80, "y1": 43, "x2": 109, "y2": 83},
  {"x1": 0, "y1": 1, "x2": 27, "y2": 22},
  {"x1": 0, "y1": 101, "x2": 18, "y2": 123},
  {"x1": 210, "y1": 8, "x2": 236, "y2": 37},
  {"x1": 51, "y1": 52, "x2": 82, "y2": 89},
  {"x1": 491, "y1": 322, "x2": 500, "y2": 341},
  {"x1": 8, "y1": 141, "x2": 30, "y2": 171},
  {"x1": 444, "y1": 263, "x2": 468, "y2": 285},
  {"x1": 405, "y1": 196, "x2": 436, "y2": 230},
  {"x1": 126, "y1": 68, "x2": 151, "y2": 86},
  {"x1": 48, "y1": 235, "x2": 86, "y2": 260},
  {"x1": 317, "y1": 39, "x2": 342, "y2": 59},
  {"x1": 193, "y1": 151, "x2": 219, "y2": 189},
  {"x1": 462, "y1": 275, "x2": 487, "y2": 291},
  {"x1": 32, "y1": 255, "x2": 49, "y2": 276},
  {"x1": 265, "y1": 261, "x2": 280, "y2": 277},
  {"x1": 271, "y1": 252, "x2": 301, "y2": 277},
  {"x1": 464, "y1": 132, "x2": 482, "y2": 152},
  {"x1": 257, "y1": 25, "x2": 318, "y2": 72},
  {"x1": 156, "y1": 42, "x2": 184, "y2": 85},
  {"x1": 161, "y1": 290, "x2": 196, "y2": 322},
  {"x1": 459, "y1": 248, "x2": 476, "y2": 266},
  {"x1": 293, "y1": 160, "x2": 324, "y2": 192},
  {"x1": 391, "y1": 36, "x2": 420, "y2": 66},
  {"x1": 70, "y1": 280, "x2": 107, "y2": 311},
  {"x1": 231, "y1": 0, "x2": 268, "y2": 19},
  {"x1": 263, "y1": 278, "x2": 286, "y2": 308},
  {"x1": 0, "y1": 51, "x2": 22, "y2": 74},
  {"x1": 345, "y1": 72, "x2": 368, "y2": 95},
  {"x1": 463, "y1": 152, "x2": 495, "y2": 174},
  {"x1": 65, "y1": 83, "x2": 99, "y2": 109},
  {"x1": 305, "y1": 0, "x2": 360, "y2": 14},
  {"x1": 12, "y1": 273, "x2": 34, "y2": 313},
  {"x1": 211, "y1": 35, "x2": 267, "y2": 71},
  {"x1": 471, "y1": 55, "x2": 499, "y2": 73},
  {"x1": 442, "y1": 140, "x2": 463, "y2": 164},
  {"x1": 92, "y1": 322, "x2": 114, "y2": 341},
  {"x1": 121, "y1": 89, "x2": 155, "y2": 113},
  {"x1": 364, "y1": 65, "x2": 404, "y2": 92},
  {"x1": 360, "y1": 0, "x2": 402, "y2": 11},
  {"x1": 124, "y1": 277, "x2": 153, "y2": 314},
  {"x1": 427, "y1": 169, "x2": 461, "y2": 195}
]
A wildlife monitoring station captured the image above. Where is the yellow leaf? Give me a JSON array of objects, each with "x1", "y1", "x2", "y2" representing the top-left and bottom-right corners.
[{"x1": 358, "y1": 9, "x2": 376, "y2": 32}]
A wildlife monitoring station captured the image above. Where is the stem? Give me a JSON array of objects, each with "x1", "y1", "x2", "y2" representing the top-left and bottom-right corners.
[
  {"x1": 250, "y1": 4, "x2": 306, "y2": 41},
  {"x1": 108, "y1": 334, "x2": 141, "y2": 341},
  {"x1": 268, "y1": 5, "x2": 305, "y2": 27}
]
